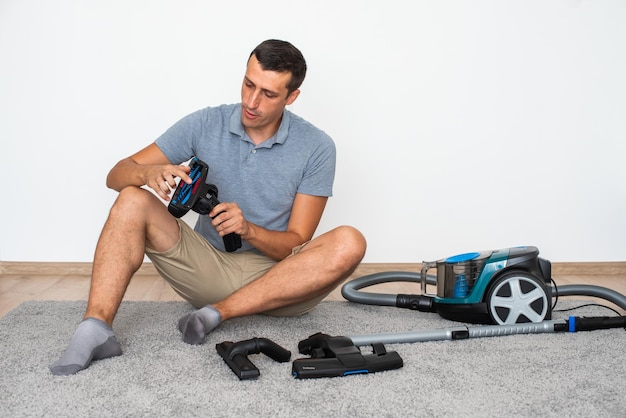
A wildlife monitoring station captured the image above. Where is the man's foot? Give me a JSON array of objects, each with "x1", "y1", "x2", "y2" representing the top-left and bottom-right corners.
[
  {"x1": 177, "y1": 305, "x2": 222, "y2": 345},
  {"x1": 50, "y1": 317, "x2": 122, "y2": 375}
]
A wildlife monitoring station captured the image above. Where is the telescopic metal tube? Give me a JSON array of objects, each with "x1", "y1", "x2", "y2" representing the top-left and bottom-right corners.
[{"x1": 349, "y1": 320, "x2": 565, "y2": 346}]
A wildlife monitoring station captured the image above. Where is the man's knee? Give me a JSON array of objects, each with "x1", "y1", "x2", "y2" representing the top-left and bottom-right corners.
[
  {"x1": 109, "y1": 187, "x2": 160, "y2": 219},
  {"x1": 320, "y1": 225, "x2": 367, "y2": 267}
]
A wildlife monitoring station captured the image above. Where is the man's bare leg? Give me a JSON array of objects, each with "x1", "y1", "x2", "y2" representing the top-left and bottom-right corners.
[
  {"x1": 50, "y1": 187, "x2": 179, "y2": 375},
  {"x1": 84, "y1": 187, "x2": 181, "y2": 324},
  {"x1": 178, "y1": 225, "x2": 366, "y2": 344}
]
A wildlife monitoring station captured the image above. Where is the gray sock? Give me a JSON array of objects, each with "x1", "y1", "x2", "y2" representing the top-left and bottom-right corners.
[
  {"x1": 49, "y1": 317, "x2": 122, "y2": 376},
  {"x1": 177, "y1": 305, "x2": 222, "y2": 345}
]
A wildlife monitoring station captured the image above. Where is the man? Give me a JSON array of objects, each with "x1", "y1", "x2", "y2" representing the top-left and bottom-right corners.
[{"x1": 50, "y1": 39, "x2": 366, "y2": 375}]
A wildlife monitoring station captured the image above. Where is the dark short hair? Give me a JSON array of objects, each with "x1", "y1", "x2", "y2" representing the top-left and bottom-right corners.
[{"x1": 249, "y1": 39, "x2": 307, "y2": 96}]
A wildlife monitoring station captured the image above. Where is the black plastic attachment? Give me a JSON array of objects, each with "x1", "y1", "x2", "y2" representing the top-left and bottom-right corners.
[
  {"x1": 168, "y1": 157, "x2": 242, "y2": 252},
  {"x1": 568, "y1": 315, "x2": 626, "y2": 332},
  {"x1": 216, "y1": 337, "x2": 291, "y2": 380},
  {"x1": 292, "y1": 332, "x2": 403, "y2": 379}
]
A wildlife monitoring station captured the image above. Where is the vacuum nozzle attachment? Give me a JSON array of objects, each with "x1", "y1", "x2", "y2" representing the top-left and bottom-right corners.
[
  {"x1": 216, "y1": 337, "x2": 291, "y2": 380},
  {"x1": 292, "y1": 332, "x2": 403, "y2": 379}
]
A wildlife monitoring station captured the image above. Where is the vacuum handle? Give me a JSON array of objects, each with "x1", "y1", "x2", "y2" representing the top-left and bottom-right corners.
[
  {"x1": 222, "y1": 232, "x2": 242, "y2": 253},
  {"x1": 569, "y1": 316, "x2": 626, "y2": 332},
  {"x1": 420, "y1": 261, "x2": 437, "y2": 296}
]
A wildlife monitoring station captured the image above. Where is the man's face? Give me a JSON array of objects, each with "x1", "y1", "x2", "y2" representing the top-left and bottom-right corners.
[{"x1": 240, "y1": 55, "x2": 300, "y2": 140}]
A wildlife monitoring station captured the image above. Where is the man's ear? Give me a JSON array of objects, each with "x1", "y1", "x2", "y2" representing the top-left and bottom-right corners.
[{"x1": 286, "y1": 89, "x2": 300, "y2": 105}]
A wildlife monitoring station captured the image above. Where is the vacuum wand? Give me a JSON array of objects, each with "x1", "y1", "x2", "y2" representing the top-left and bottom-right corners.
[{"x1": 348, "y1": 315, "x2": 626, "y2": 346}]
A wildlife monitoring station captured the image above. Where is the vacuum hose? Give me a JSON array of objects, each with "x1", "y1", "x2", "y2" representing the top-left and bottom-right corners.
[
  {"x1": 341, "y1": 271, "x2": 434, "y2": 306},
  {"x1": 554, "y1": 284, "x2": 626, "y2": 310},
  {"x1": 341, "y1": 272, "x2": 626, "y2": 312}
]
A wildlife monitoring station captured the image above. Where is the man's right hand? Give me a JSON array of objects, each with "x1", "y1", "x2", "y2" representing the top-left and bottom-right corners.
[
  {"x1": 143, "y1": 164, "x2": 192, "y2": 201},
  {"x1": 106, "y1": 143, "x2": 192, "y2": 201}
]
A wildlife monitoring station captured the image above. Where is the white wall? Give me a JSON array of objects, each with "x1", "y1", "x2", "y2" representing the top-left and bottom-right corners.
[{"x1": 1, "y1": 0, "x2": 624, "y2": 263}]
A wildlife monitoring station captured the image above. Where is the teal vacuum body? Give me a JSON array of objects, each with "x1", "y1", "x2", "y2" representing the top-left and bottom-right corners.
[
  {"x1": 420, "y1": 246, "x2": 552, "y2": 324},
  {"x1": 342, "y1": 246, "x2": 558, "y2": 325}
]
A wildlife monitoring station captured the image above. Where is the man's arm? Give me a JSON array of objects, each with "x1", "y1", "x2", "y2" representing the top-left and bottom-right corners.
[
  {"x1": 106, "y1": 143, "x2": 192, "y2": 201},
  {"x1": 211, "y1": 193, "x2": 328, "y2": 261},
  {"x1": 109, "y1": 144, "x2": 327, "y2": 259}
]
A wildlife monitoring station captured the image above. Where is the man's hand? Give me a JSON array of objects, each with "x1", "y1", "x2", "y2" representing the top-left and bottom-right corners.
[
  {"x1": 106, "y1": 143, "x2": 194, "y2": 201},
  {"x1": 209, "y1": 202, "x2": 252, "y2": 240},
  {"x1": 143, "y1": 164, "x2": 192, "y2": 201},
  {"x1": 208, "y1": 194, "x2": 328, "y2": 261}
]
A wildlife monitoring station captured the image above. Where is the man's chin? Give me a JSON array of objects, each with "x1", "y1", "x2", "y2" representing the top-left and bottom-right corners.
[{"x1": 241, "y1": 118, "x2": 258, "y2": 129}]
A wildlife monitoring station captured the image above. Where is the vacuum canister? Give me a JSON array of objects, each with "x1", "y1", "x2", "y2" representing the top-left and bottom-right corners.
[{"x1": 421, "y1": 251, "x2": 492, "y2": 299}]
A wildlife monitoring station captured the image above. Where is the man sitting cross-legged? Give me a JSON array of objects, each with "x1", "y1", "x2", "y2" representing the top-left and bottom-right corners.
[{"x1": 50, "y1": 39, "x2": 366, "y2": 375}]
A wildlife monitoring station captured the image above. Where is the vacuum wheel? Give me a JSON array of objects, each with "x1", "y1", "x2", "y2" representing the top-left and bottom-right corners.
[{"x1": 486, "y1": 271, "x2": 549, "y2": 325}]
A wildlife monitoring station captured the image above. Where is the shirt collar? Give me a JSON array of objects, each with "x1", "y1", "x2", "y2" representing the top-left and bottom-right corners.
[{"x1": 230, "y1": 104, "x2": 290, "y2": 148}]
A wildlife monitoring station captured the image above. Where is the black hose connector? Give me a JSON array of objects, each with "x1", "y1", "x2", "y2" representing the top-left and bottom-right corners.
[{"x1": 396, "y1": 294, "x2": 437, "y2": 312}]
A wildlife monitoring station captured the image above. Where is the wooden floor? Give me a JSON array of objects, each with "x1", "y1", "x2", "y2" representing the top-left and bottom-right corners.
[{"x1": 1, "y1": 262, "x2": 625, "y2": 318}]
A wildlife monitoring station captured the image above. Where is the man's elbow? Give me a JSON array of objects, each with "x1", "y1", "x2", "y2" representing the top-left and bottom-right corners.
[{"x1": 105, "y1": 168, "x2": 122, "y2": 191}]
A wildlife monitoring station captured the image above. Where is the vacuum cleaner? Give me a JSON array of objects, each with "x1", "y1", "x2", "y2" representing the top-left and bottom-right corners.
[
  {"x1": 216, "y1": 246, "x2": 626, "y2": 380},
  {"x1": 342, "y1": 245, "x2": 626, "y2": 325}
]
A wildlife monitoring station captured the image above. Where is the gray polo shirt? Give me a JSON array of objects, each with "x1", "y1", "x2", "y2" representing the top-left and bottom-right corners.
[{"x1": 155, "y1": 103, "x2": 336, "y2": 253}]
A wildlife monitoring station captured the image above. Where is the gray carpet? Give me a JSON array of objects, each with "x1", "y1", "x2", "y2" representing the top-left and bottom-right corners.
[{"x1": 1, "y1": 300, "x2": 624, "y2": 417}]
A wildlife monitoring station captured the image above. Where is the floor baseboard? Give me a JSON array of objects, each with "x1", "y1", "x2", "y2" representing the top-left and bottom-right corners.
[{"x1": 1, "y1": 260, "x2": 625, "y2": 277}]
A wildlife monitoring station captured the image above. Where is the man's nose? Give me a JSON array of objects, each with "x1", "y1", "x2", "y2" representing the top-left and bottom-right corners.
[{"x1": 246, "y1": 90, "x2": 260, "y2": 109}]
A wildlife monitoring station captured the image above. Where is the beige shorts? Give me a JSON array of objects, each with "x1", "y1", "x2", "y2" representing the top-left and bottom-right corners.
[{"x1": 145, "y1": 219, "x2": 323, "y2": 316}]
